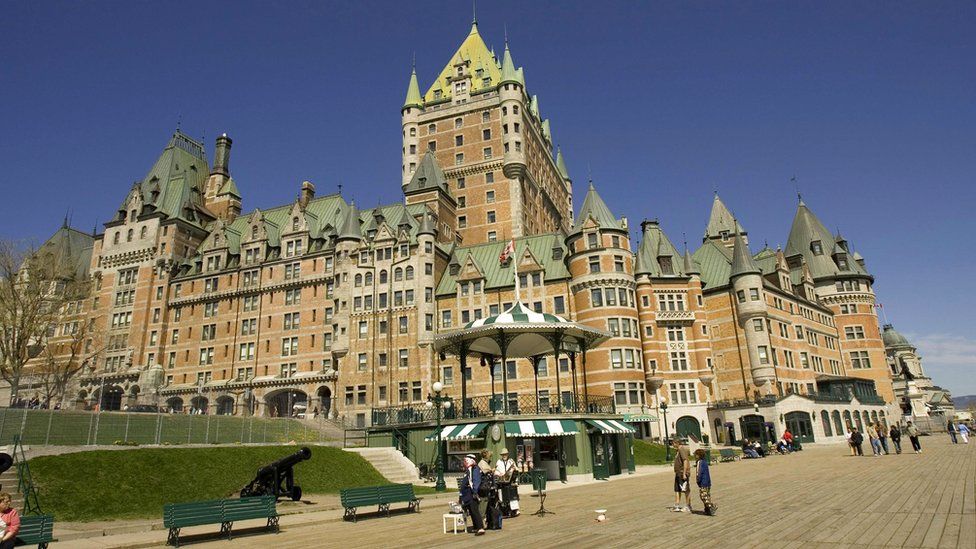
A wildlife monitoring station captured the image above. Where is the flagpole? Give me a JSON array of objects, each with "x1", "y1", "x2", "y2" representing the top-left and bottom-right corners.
[{"x1": 513, "y1": 239, "x2": 520, "y2": 303}]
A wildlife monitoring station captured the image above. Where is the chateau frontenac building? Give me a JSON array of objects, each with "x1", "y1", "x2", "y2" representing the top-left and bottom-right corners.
[{"x1": 25, "y1": 21, "x2": 946, "y2": 447}]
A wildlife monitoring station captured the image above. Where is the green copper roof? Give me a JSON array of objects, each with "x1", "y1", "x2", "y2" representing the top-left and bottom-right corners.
[
  {"x1": 404, "y1": 150, "x2": 450, "y2": 195},
  {"x1": 217, "y1": 177, "x2": 241, "y2": 198},
  {"x1": 571, "y1": 182, "x2": 622, "y2": 235},
  {"x1": 541, "y1": 119, "x2": 551, "y2": 142},
  {"x1": 499, "y1": 43, "x2": 520, "y2": 85},
  {"x1": 337, "y1": 201, "x2": 362, "y2": 242},
  {"x1": 683, "y1": 250, "x2": 700, "y2": 275},
  {"x1": 635, "y1": 220, "x2": 687, "y2": 277},
  {"x1": 36, "y1": 224, "x2": 94, "y2": 280},
  {"x1": 403, "y1": 67, "x2": 423, "y2": 109},
  {"x1": 730, "y1": 232, "x2": 761, "y2": 278},
  {"x1": 705, "y1": 194, "x2": 745, "y2": 240},
  {"x1": 417, "y1": 210, "x2": 437, "y2": 236},
  {"x1": 529, "y1": 95, "x2": 540, "y2": 119},
  {"x1": 424, "y1": 22, "x2": 501, "y2": 103},
  {"x1": 882, "y1": 324, "x2": 913, "y2": 349},
  {"x1": 785, "y1": 200, "x2": 870, "y2": 280},
  {"x1": 555, "y1": 147, "x2": 570, "y2": 179},
  {"x1": 436, "y1": 233, "x2": 570, "y2": 296},
  {"x1": 692, "y1": 240, "x2": 733, "y2": 289}
]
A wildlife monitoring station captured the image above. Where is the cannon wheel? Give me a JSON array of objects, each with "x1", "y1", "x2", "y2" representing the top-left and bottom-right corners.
[{"x1": 291, "y1": 486, "x2": 303, "y2": 502}]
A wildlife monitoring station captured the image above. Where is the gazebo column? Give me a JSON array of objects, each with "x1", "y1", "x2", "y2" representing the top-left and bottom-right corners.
[
  {"x1": 459, "y1": 342, "x2": 468, "y2": 418},
  {"x1": 532, "y1": 356, "x2": 541, "y2": 414},
  {"x1": 551, "y1": 330, "x2": 564, "y2": 413},
  {"x1": 580, "y1": 339, "x2": 590, "y2": 412},
  {"x1": 498, "y1": 331, "x2": 511, "y2": 415},
  {"x1": 569, "y1": 352, "x2": 578, "y2": 412}
]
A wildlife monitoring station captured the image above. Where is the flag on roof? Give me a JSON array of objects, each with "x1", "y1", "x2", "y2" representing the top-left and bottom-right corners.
[{"x1": 499, "y1": 238, "x2": 515, "y2": 263}]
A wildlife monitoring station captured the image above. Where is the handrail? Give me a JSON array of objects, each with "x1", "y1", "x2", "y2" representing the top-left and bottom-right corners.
[
  {"x1": 390, "y1": 426, "x2": 418, "y2": 462},
  {"x1": 12, "y1": 435, "x2": 42, "y2": 515},
  {"x1": 370, "y1": 393, "x2": 616, "y2": 427}
]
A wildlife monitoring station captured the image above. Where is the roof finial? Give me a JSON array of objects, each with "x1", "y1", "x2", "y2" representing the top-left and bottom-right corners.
[
  {"x1": 472, "y1": 0, "x2": 477, "y2": 25},
  {"x1": 504, "y1": 23, "x2": 508, "y2": 47},
  {"x1": 337, "y1": 183, "x2": 343, "y2": 196},
  {"x1": 62, "y1": 210, "x2": 69, "y2": 228},
  {"x1": 587, "y1": 162, "x2": 593, "y2": 188},
  {"x1": 176, "y1": 113, "x2": 182, "y2": 132},
  {"x1": 412, "y1": 51, "x2": 416, "y2": 70},
  {"x1": 791, "y1": 175, "x2": 803, "y2": 204}
]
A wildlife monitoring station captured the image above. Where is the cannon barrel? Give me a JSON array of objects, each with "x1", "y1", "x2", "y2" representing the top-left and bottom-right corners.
[{"x1": 256, "y1": 446, "x2": 311, "y2": 478}]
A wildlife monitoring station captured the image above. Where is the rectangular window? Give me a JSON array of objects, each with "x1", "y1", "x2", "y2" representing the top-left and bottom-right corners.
[
  {"x1": 753, "y1": 319, "x2": 764, "y2": 332},
  {"x1": 284, "y1": 312, "x2": 300, "y2": 330},
  {"x1": 749, "y1": 288, "x2": 760, "y2": 301},
  {"x1": 758, "y1": 345, "x2": 770, "y2": 364},
  {"x1": 399, "y1": 349, "x2": 409, "y2": 368},
  {"x1": 590, "y1": 288, "x2": 603, "y2": 307},
  {"x1": 670, "y1": 351, "x2": 689, "y2": 371},
  {"x1": 611, "y1": 349, "x2": 623, "y2": 369},
  {"x1": 588, "y1": 256, "x2": 600, "y2": 273},
  {"x1": 850, "y1": 350, "x2": 871, "y2": 369},
  {"x1": 553, "y1": 296, "x2": 565, "y2": 314}
]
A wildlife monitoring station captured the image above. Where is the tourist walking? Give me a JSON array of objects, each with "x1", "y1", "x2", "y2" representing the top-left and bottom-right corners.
[
  {"x1": 889, "y1": 424, "x2": 902, "y2": 454},
  {"x1": 845, "y1": 428, "x2": 855, "y2": 456},
  {"x1": 670, "y1": 438, "x2": 692, "y2": 512},
  {"x1": 867, "y1": 423, "x2": 883, "y2": 456},
  {"x1": 694, "y1": 449, "x2": 717, "y2": 516},
  {"x1": 0, "y1": 492, "x2": 21, "y2": 549},
  {"x1": 948, "y1": 423, "x2": 958, "y2": 444},
  {"x1": 459, "y1": 454, "x2": 485, "y2": 536},
  {"x1": 906, "y1": 421, "x2": 922, "y2": 453},
  {"x1": 878, "y1": 426, "x2": 890, "y2": 454},
  {"x1": 958, "y1": 423, "x2": 970, "y2": 444},
  {"x1": 850, "y1": 427, "x2": 864, "y2": 456}
]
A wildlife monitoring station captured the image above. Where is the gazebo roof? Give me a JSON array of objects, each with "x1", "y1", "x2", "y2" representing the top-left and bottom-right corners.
[{"x1": 434, "y1": 302, "x2": 610, "y2": 358}]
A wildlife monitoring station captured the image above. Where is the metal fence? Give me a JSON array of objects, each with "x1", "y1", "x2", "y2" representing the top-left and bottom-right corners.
[{"x1": 0, "y1": 407, "x2": 339, "y2": 446}]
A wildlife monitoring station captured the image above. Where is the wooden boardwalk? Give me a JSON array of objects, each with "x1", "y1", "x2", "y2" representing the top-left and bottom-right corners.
[{"x1": 63, "y1": 436, "x2": 975, "y2": 548}]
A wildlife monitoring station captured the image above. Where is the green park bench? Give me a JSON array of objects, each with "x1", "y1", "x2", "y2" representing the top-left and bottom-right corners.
[
  {"x1": 719, "y1": 449, "x2": 739, "y2": 462},
  {"x1": 164, "y1": 496, "x2": 278, "y2": 546},
  {"x1": 15, "y1": 514, "x2": 55, "y2": 548},
  {"x1": 340, "y1": 484, "x2": 421, "y2": 522}
]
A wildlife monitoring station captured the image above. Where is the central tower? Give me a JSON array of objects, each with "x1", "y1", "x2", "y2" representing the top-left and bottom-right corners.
[{"x1": 401, "y1": 21, "x2": 573, "y2": 245}]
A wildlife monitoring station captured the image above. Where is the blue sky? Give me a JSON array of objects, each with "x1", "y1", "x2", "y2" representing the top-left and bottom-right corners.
[{"x1": 1, "y1": 2, "x2": 974, "y2": 395}]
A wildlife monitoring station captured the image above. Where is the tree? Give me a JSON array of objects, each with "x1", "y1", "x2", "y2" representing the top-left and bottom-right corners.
[
  {"x1": 34, "y1": 314, "x2": 103, "y2": 406},
  {"x1": 0, "y1": 239, "x2": 91, "y2": 406}
]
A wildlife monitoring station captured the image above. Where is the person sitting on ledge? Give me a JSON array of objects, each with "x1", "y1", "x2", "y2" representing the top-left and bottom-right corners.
[{"x1": 742, "y1": 440, "x2": 760, "y2": 459}]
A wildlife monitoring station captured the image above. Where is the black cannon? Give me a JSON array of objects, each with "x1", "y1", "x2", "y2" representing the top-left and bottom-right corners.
[{"x1": 240, "y1": 447, "x2": 312, "y2": 501}]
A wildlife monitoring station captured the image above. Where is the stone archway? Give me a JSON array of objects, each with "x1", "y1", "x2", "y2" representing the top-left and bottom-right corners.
[
  {"x1": 675, "y1": 415, "x2": 702, "y2": 441},
  {"x1": 264, "y1": 389, "x2": 308, "y2": 418},
  {"x1": 190, "y1": 396, "x2": 209, "y2": 414},
  {"x1": 216, "y1": 396, "x2": 235, "y2": 415},
  {"x1": 100, "y1": 385, "x2": 124, "y2": 411},
  {"x1": 316, "y1": 386, "x2": 332, "y2": 418},
  {"x1": 166, "y1": 397, "x2": 184, "y2": 413}
]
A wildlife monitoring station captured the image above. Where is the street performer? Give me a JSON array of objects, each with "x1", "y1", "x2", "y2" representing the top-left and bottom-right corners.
[{"x1": 494, "y1": 448, "x2": 520, "y2": 517}]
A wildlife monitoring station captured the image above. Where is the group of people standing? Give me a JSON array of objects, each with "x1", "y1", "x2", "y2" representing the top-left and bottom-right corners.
[
  {"x1": 669, "y1": 438, "x2": 717, "y2": 516},
  {"x1": 458, "y1": 448, "x2": 520, "y2": 536},
  {"x1": 947, "y1": 422, "x2": 970, "y2": 444},
  {"x1": 847, "y1": 421, "x2": 922, "y2": 456}
]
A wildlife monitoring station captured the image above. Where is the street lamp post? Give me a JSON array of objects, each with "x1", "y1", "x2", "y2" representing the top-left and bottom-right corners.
[
  {"x1": 661, "y1": 402, "x2": 670, "y2": 462},
  {"x1": 426, "y1": 381, "x2": 451, "y2": 492}
]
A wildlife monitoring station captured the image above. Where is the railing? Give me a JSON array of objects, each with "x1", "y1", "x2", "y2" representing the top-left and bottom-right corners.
[
  {"x1": 370, "y1": 393, "x2": 616, "y2": 427},
  {"x1": 654, "y1": 310, "x2": 696, "y2": 322},
  {"x1": 809, "y1": 392, "x2": 853, "y2": 403},
  {"x1": 855, "y1": 394, "x2": 886, "y2": 405},
  {"x1": 12, "y1": 436, "x2": 41, "y2": 515},
  {"x1": 391, "y1": 426, "x2": 417, "y2": 461}
]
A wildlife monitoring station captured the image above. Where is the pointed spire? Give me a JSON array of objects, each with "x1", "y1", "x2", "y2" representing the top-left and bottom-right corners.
[
  {"x1": 337, "y1": 201, "x2": 362, "y2": 242},
  {"x1": 404, "y1": 150, "x2": 449, "y2": 194},
  {"x1": 705, "y1": 193, "x2": 745, "y2": 240},
  {"x1": 684, "y1": 250, "x2": 700, "y2": 276},
  {"x1": 500, "y1": 41, "x2": 520, "y2": 86},
  {"x1": 541, "y1": 119, "x2": 551, "y2": 142},
  {"x1": 555, "y1": 147, "x2": 570, "y2": 180},
  {"x1": 403, "y1": 66, "x2": 423, "y2": 110},
  {"x1": 217, "y1": 177, "x2": 241, "y2": 198},
  {"x1": 529, "y1": 95, "x2": 540, "y2": 118},
  {"x1": 730, "y1": 230, "x2": 760, "y2": 279}
]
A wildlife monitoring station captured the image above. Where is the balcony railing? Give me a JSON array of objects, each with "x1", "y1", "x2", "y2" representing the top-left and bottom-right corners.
[
  {"x1": 370, "y1": 393, "x2": 616, "y2": 427},
  {"x1": 654, "y1": 310, "x2": 696, "y2": 323}
]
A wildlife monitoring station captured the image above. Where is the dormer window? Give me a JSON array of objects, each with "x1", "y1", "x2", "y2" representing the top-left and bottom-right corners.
[
  {"x1": 433, "y1": 90, "x2": 442, "y2": 99},
  {"x1": 456, "y1": 66, "x2": 463, "y2": 76},
  {"x1": 720, "y1": 230, "x2": 730, "y2": 241},
  {"x1": 837, "y1": 258, "x2": 848, "y2": 270},
  {"x1": 811, "y1": 240, "x2": 823, "y2": 255},
  {"x1": 292, "y1": 217, "x2": 299, "y2": 231},
  {"x1": 658, "y1": 257, "x2": 673, "y2": 275},
  {"x1": 587, "y1": 233, "x2": 599, "y2": 249},
  {"x1": 130, "y1": 210, "x2": 137, "y2": 222}
]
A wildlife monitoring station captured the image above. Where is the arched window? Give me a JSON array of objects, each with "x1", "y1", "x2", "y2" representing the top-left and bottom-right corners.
[
  {"x1": 365, "y1": 272, "x2": 373, "y2": 285},
  {"x1": 821, "y1": 411, "x2": 832, "y2": 437},
  {"x1": 113, "y1": 232, "x2": 120, "y2": 245},
  {"x1": 354, "y1": 274, "x2": 362, "y2": 287},
  {"x1": 126, "y1": 229, "x2": 134, "y2": 242},
  {"x1": 394, "y1": 267, "x2": 403, "y2": 281},
  {"x1": 292, "y1": 217, "x2": 299, "y2": 231},
  {"x1": 379, "y1": 270, "x2": 388, "y2": 284},
  {"x1": 140, "y1": 227, "x2": 148, "y2": 239},
  {"x1": 832, "y1": 410, "x2": 843, "y2": 435},
  {"x1": 251, "y1": 226, "x2": 258, "y2": 239},
  {"x1": 405, "y1": 266, "x2": 414, "y2": 280}
]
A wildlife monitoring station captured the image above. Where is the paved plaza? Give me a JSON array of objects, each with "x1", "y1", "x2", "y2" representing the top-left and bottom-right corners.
[{"x1": 61, "y1": 437, "x2": 973, "y2": 548}]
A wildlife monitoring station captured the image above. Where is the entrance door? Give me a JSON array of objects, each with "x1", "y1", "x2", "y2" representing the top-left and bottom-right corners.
[
  {"x1": 607, "y1": 436, "x2": 621, "y2": 476},
  {"x1": 675, "y1": 416, "x2": 702, "y2": 442},
  {"x1": 740, "y1": 414, "x2": 766, "y2": 442},
  {"x1": 785, "y1": 411, "x2": 815, "y2": 443},
  {"x1": 590, "y1": 434, "x2": 609, "y2": 479}
]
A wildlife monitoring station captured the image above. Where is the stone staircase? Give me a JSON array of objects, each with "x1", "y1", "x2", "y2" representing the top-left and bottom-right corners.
[
  {"x1": 0, "y1": 466, "x2": 23, "y2": 509},
  {"x1": 345, "y1": 447, "x2": 420, "y2": 484}
]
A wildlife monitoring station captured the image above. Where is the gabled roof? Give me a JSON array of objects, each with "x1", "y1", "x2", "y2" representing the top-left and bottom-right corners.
[
  {"x1": 692, "y1": 239, "x2": 733, "y2": 289},
  {"x1": 404, "y1": 150, "x2": 450, "y2": 195},
  {"x1": 730, "y1": 233, "x2": 761, "y2": 278},
  {"x1": 436, "y1": 233, "x2": 570, "y2": 296},
  {"x1": 423, "y1": 22, "x2": 501, "y2": 103},
  {"x1": 635, "y1": 220, "x2": 687, "y2": 277},
  {"x1": 571, "y1": 182, "x2": 622, "y2": 235},
  {"x1": 705, "y1": 194, "x2": 745, "y2": 240},
  {"x1": 217, "y1": 177, "x2": 241, "y2": 198},
  {"x1": 785, "y1": 199, "x2": 871, "y2": 280}
]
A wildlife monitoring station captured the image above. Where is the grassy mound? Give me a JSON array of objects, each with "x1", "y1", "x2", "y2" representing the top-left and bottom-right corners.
[
  {"x1": 633, "y1": 440, "x2": 669, "y2": 465},
  {"x1": 29, "y1": 445, "x2": 388, "y2": 522}
]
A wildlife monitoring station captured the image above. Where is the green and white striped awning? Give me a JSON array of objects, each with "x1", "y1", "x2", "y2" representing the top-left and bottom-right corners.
[
  {"x1": 586, "y1": 419, "x2": 637, "y2": 434},
  {"x1": 623, "y1": 413, "x2": 659, "y2": 423},
  {"x1": 463, "y1": 302, "x2": 572, "y2": 329},
  {"x1": 504, "y1": 419, "x2": 579, "y2": 438},
  {"x1": 424, "y1": 422, "x2": 488, "y2": 442}
]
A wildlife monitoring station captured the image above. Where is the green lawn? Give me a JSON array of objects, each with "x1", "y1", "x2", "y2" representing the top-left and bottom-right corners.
[
  {"x1": 633, "y1": 439, "x2": 669, "y2": 465},
  {"x1": 29, "y1": 445, "x2": 415, "y2": 522}
]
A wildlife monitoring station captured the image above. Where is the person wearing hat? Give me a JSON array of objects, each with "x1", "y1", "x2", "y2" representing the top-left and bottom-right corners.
[
  {"x1": 477, "y1": 450, "x2": 493, "y2": 525},
  {"x1": 494, "y1": 448, "x2": 519, "y2": 517},
  {"x1": 459, "y1": 454, "x2": 485, "y2": 535}
]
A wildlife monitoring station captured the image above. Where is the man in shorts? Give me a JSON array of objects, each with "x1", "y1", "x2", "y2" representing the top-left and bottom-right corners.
[{"x1": 670, "y1": 438, "x2": 692, "y2": 512}]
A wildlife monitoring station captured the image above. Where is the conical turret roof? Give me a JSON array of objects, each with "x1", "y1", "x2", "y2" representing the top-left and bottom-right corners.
[
  {"x1": 785, "y1": 199, "x2": 871, "y2": 280},
  {"x1": 571, "y1": 182, "x2": 621, "y2": 235},
  {"x1": 403, "y1": 67, "x2": 423, "y2": 109},
  {"x1": 499, "y1": 43, "x2": 520, "y2": 85},
  {"x1": 635, "y1": 219, "x2": 686, "y2": 277},
  {"x1": 684, "y1": 250, "x2": 700, "y2": 275},
  {"x1": 730, "y1": 232, "x2": 760, "y2": 278},
  {"x1": 555, "y1": 147, "x2": 570, "y2": 180},
  {"x1": 417, "y1": 211, "x2": 437, "y2": 237},
  {"x1": 337, "y1": 201, "x2": 362, "y2": 242},
  {"x1": 404, "y1": 150, "x2": 450, "y2": 195}
]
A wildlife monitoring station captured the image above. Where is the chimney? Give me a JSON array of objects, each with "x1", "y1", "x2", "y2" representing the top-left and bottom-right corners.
[
  {"x1": 212, "y1": 134, "x2": 233, "y2": 177},
  {"x1": 300, "y1": 181, "x2": 315, "y2": 208}
]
